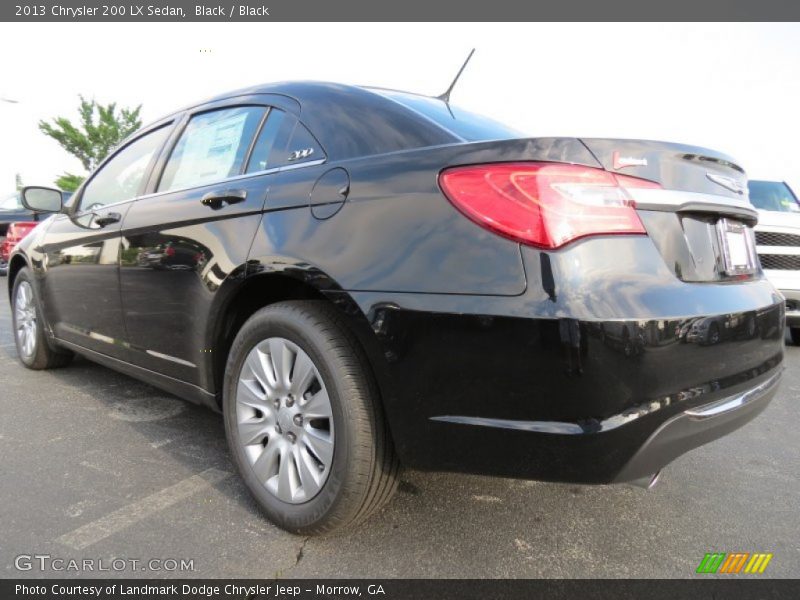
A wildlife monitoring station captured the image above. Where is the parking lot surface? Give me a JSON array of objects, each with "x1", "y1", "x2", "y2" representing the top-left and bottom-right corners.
[{"x1": 0, "y1": 297, "x2": 798, "y2": 578}]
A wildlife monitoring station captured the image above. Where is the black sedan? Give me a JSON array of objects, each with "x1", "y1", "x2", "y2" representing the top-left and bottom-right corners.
[{"x1": 7, "y1": 82, "x2": 784, "y2": 534}]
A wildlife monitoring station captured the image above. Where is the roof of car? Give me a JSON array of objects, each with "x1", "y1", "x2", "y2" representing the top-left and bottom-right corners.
[{"x1": 149, "y1": 81, "x2": 461, "y2": 161}]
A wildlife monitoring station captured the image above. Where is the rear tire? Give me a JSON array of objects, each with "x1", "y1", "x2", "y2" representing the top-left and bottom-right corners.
[
  {"x1": 223, "y1": 300, "x2": 399, "y2": 534},
  {"x1": 11, "y1": 267, "x2": 73, "y2": 369},
  {"x1": 791, "y1": 327, "x2": 800, "y2": 346},
  {"x1": 707, "y1": 323, "x2": 721, "y2": 345}
]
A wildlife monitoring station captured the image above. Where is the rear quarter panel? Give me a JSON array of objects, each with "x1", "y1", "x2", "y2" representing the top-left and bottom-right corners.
[{"x1": 248, "y1": 137, "x2": 600, "y2": 295}]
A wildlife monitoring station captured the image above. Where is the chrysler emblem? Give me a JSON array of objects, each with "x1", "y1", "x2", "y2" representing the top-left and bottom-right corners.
[{"x1": 706, "y1": 172, "x2": 745, "y2": 195}]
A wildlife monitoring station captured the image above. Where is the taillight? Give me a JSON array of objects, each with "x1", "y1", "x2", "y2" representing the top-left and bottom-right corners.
[
  {"x1": 7, "y1": 225, "x2": 20, "y2": 242},
  {"x1": 165, "y1": 246, "x2": 176, "y2": 257},
  {"x1": 438, "y1": 162, "x2": 660, "y2": 249}
]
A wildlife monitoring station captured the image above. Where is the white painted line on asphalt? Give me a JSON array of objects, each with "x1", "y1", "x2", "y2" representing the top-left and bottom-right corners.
[
  {"x1": 55, "y1": 467, "x2": 231, "y2": 550},
  {"x1": 150, "y1": 438, "x2": 175, "y2": 449},
  {"x1": 79, "y1": 460, "x2": 122, "y2": 478}
]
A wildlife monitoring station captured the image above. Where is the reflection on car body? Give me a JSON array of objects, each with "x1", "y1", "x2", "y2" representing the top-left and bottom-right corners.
[{"x1": 7, "y1": 81, "x2": 785, "y2": 534}]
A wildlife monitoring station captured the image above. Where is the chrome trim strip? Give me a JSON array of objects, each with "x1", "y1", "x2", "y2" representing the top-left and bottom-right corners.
[
  {"x1": 72, "y1": 197, "x2": 137, "y2": 215},
  {"x1": 685, "y1": 370, "x2": 781, "y2": 419},
  {"x1": 432, "y1": 370, "x2": 782, "y2": 434},
  {"x1": 430, "y1": 415, "x2": 584, "y2": 435},
  {"x1": 145, "y1": 349, "x2": 197, "y2": 368},
  {"x1": 706, "y1": 172, "x2": 746, "y2": 195},
  {"x1": 87, "y1": 331, "x2": 116, "y2": 345},
  {"x1": 627, "y1": 188, "x2": 757, "y2": 217},
  {"x1": 756, "y1": 246, "x2": 800, "y2": 256},
  {"x1": 278, "y1": 158, "x2": 326, "y2": 172}
]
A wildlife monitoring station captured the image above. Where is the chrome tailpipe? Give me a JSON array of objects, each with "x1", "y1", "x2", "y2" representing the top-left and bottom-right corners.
[{"x1": 628, "y1": 470, "x2": 661, "y2": 490}]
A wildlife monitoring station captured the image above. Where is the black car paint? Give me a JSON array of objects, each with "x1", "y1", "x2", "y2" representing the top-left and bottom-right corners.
[{"x1": 9, "y1": 82, "x2": 784, "y2": 484}]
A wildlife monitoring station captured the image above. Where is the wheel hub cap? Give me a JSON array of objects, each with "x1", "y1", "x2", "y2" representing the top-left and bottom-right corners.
[
  {"x1": 235, "y1": 337, "x2": 334, "y2": 504},
  {"x1": 14, "y1": 281, "x2": 37, "y2": 359},
  {"x1": 277, "y1": 406, "x2": 298, "y2": 438}
]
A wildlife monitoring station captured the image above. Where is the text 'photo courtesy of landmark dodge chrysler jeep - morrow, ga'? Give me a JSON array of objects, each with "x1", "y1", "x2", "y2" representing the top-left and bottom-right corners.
[{"x1": 8, "y1": 81, "x2": 784, "y2": 534}]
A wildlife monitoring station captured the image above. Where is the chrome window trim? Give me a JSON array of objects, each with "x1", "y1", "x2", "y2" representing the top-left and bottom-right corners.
[
  {"x1": 134, "y1": 158, "x2": 327, "y2": 202},
  {"x1": 279, "y1": 158, "x2": 327, "y2": 172},
  {"x1": 67, "y1": 158, "x2": 327, "y2": 213},
  {"x1": 72, "y1": 196, "x2": 138, "y2": 215}
]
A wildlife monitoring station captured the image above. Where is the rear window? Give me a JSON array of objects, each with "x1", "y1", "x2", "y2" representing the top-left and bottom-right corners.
[
  {"x1": 376, "y1": 90, "x2": 524, "y2": 142},
  {"x1": 748, "y1": 180, "x2": 800, "y2": 213}
]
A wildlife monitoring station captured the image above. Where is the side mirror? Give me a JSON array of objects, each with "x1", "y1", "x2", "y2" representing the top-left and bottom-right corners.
[{"x1": 21, "y1": 186, "x2": 63, "y2": 213}]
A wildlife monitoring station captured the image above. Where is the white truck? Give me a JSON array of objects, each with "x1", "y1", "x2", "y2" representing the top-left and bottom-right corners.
[{"x1": 750, "y1": 179, "x2": 800, "y2": 344}]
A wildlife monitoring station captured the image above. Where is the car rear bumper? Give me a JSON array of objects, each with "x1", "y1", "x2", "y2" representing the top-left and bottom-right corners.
[
  {"x1": 613, "y1": 369, "x2": 781, "y2": 482},
  {"x1": 346, "y1": 292, "x2": 784, "y2": 483},
  {"x1": 345, "y1": 236, "x2": 786, "y2": 483}
]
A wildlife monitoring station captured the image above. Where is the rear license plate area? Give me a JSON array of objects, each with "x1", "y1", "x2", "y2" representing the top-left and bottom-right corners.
[{"x1": 716, "y1": 218, "x2": 757, "y2": 275}]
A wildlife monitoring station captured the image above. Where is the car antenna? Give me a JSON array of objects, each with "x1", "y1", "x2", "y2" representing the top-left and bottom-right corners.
[{"x1": 436, "y1": 48, "x2": 475, "y2": 114}]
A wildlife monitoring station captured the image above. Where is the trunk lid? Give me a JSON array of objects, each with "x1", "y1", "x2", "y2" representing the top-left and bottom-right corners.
[
  {"x1": 581, "y1": 138, "x2": 748, "y2": 200},
  {"x1": 581, "y1": 138, "x2": 758, "y2": 282}
]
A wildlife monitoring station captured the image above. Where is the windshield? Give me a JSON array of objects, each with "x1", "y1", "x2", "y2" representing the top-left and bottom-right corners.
[
  {"x1": 0, "y1": 192, "x2": 22, "y2": 211},
  {"x1": 748, "y1": 180, "x2": 800, "y2": 213}
]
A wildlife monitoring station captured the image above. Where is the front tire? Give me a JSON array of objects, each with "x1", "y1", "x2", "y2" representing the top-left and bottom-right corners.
[
  {"x1": 791, "y1": 327, "x2": 800, "y2": 346},
  {"x1": 11, "y1": 268, "x2": 73, "y2": 369},
  {"x1": 223, "y1": 300, "x2": 399, "y2": 534}
]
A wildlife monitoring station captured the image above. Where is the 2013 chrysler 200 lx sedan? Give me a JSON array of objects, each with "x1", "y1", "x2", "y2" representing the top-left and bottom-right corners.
[{"x1": 8, "y1": 82, "x2": 784, "y2": 534}]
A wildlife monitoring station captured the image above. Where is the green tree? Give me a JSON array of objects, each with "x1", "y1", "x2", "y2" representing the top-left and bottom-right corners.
[
  {"x1": 39, "y1": 95, "x2": 142, "y2": 192},
  {"x1": 54, "y1": 173, "x2": 87, "y2": 192}
]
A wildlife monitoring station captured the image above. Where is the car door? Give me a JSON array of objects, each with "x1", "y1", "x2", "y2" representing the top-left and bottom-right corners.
[
  {"x1": 40, "y1": 123, "x2": 173, "y2": 358},
  {"x1": 119, "y1": 99, "x2": 295, "y2": 385}
]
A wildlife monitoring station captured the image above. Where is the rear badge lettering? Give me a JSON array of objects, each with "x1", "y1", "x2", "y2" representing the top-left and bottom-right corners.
[
  {"x1": 612, "y1": 151, "x2": 648, "y2": 170},
  {"x1": 288, "y1": 148, "x2": 314, "y2": 161}
]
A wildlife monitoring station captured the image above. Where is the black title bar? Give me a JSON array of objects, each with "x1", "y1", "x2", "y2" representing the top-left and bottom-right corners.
[{"x1": 4, "y1": 0, "x2": 800, "y2": 21}]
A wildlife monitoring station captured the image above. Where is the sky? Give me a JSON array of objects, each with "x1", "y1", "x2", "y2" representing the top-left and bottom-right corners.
[{"x1": 0, "y1": 22, "x2": 798, "y2": 192}]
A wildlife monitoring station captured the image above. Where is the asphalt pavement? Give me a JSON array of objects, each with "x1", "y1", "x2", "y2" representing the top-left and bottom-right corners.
[{"x1": 0, "y1": 295, "x2": 798, "y2": 578}]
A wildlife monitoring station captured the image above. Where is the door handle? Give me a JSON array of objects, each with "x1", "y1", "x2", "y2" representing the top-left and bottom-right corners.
[
  {"x1": 201, "y1": 189, "x2": 247, "y2": 210},
  {"x1": 93, "y1": 212, "x2": 121, "y2": 227}
]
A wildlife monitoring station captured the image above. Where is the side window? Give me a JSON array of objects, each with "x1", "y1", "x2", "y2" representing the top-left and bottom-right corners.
[
  {"x1": 285, "y1": 122, "x2": 325, "y2": 165},
  {"x1": 80, "y1": 125, "x2": 171, "y2": 212},
  {"x1": 158, "y1": 106, "x2": 265, "y2": 192},
  {"x1": 245, "y1": 108, "x2": 289, "y2": 173}
]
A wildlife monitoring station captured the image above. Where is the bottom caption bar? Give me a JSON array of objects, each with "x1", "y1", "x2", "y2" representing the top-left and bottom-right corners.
[{"x1": 4, "y1": 579, "x2": 800, "y2": 600}]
